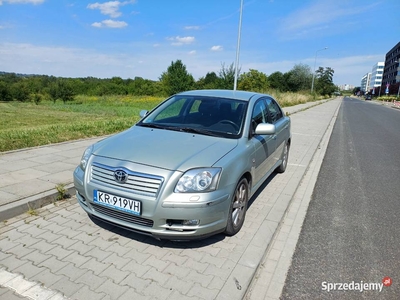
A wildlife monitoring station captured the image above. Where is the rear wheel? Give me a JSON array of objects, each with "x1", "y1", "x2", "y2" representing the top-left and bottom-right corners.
[
  {"x1": 225, "y1": 178, "x2": 249, "y2": 236},
  {"x1": 276, "y1": 142, "x2": 289, "y2": 173}
]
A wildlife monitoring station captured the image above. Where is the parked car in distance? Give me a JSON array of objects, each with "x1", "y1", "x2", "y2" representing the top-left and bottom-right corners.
[
  {"x1": 73, "y1": 90, "x2": 291, "y2": 240},
  {"x1": 365, "y1": 94, "x2": 372, "y2": 100}
]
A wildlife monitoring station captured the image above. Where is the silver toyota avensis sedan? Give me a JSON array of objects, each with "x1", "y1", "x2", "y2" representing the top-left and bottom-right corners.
[{"x1": 73, "y1": 90, "x2": 291, "y2": 240}]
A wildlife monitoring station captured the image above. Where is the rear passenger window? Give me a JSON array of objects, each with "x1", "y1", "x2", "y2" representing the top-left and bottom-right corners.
[
  {"x1": 266, "y1": 98, "x2": 283, "y2": 123},
  {"x1": 251, "y1": 99, "x2": 268, "y2": 132}
]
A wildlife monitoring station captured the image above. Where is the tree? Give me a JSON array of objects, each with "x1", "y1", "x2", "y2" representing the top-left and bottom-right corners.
[
  {"x1": 195, "y1": 72, "x2": 221, "y2": 90},
  {"x1": 238, "y1": 69, "x2": 269, "y2": 92},
  {"x1": 285, "y1": 63, "x2": 313, "y2": 92},
  {"x1": 218, "y1": 62, "x2": 237, "y2": 90},
  {"x1": 268, "y1": 71, "x2": 287, "y2": 91},
  {"x1": 0, "y1": 81, "x2": 12, "y2": 101},
  {"x1": 58, "y1": 79, "x2": 75, "y2": 103},
  {"x1": 48, "y1": 79, "x2": 75, "y2": 103},
  {"x1": 315, "y1": 67, "x2": 336, "y2": 96},
  {"x1": 159, "y1": 60, "x2": 195, "y2": 96},
  {"x1": 127, "y1": 77, "x2": 160, "y2": 96},
  {"x1": 11, "y1": 81, "x2": 30, "y2": 102},
  {"x1": 48, "y1": 82, "x2": 59, "y2": 103}
]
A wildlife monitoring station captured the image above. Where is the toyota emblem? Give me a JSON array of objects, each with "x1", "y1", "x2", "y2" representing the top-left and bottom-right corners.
[{"x1": 114, "y1": 170, "x2": 128, "y2": 184}]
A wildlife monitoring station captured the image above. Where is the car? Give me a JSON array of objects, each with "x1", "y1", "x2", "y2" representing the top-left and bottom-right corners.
[
  {"x1": 73, "y1": 90, "x2": 291, "y2": 240},
  {"x1": 365, "y1": 94, "x2": 372, "y2": 100}
]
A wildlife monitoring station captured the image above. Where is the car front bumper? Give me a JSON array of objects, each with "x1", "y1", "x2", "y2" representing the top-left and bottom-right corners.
[{"x1": 73, "y1": 161, "x2": 233, "y2": 240}]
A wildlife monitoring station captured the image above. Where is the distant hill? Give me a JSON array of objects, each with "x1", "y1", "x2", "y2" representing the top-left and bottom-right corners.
[{"x1": 0, "y1": 71, "x2": 40, "y2": 78}]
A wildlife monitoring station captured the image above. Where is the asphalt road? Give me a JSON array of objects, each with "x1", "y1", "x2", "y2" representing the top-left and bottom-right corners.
[{"x1": 281, "y1": 97, "x2": 400, "y2": 299}]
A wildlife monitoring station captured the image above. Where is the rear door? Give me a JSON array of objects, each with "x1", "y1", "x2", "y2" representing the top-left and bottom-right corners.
[
  {"x1": 265, "y1": 97, "x2": 290, "y2": 163},
  {"x1": 250, "y1": 98, "x2": 277, "y2": 186}
]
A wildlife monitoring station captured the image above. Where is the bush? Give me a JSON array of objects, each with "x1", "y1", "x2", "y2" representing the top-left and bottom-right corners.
[
  {"x1": 30, "y1": 93, "x2": 43, "y2": 105},
  {"x1": 377, "y1": 96, "x2": 396, "y2": 102}
]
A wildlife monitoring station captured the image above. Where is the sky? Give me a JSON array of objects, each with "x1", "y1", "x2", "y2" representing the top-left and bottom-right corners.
[{"x1": 0, "y1": 0, "x2": 399, "y2": 87}]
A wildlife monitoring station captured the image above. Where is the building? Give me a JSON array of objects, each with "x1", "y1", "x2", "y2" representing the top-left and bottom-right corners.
[
  {"x1": 360, "y1": 73, "x2": 371, "y2": 92},
  {"x1": 338, "y1": 84, "x2": 354, "y2": 91},
  {"x1": 370, "y1": 62, "x2": 385, "y2": 88},
  {"x1": 382, "y1": 42, "x2": 400, "y2": 87}
]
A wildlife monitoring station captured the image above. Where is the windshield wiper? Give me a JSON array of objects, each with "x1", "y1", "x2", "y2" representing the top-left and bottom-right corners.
[
  {"x1": 138, "y1": 123, "x2": 171, "y2": 130},
  {"x1": 177, "y1": 127, "x2": 220, "y2": 136},
  {"x1": 139, "y1": 124, "x2": 219, "y2": 136}
]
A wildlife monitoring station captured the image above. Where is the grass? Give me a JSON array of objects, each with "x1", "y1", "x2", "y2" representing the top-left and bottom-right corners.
[
  {"x1": 270, "y1": 90, "x2": 324, "y2": 107},
  {"x1": 0, "y1": 92, "x2": 329, "y2": 152},
  {"x1": 0, "y1": 95, "x2": 163, "y2": 152}
]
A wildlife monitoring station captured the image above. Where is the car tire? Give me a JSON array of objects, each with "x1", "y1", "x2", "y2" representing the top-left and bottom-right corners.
[
  {"x1": 276, "y1": 142, "x2": 289, "y2": 173},
  {"x1": 225, "y1": 178, "x2": 249, "y2": 236}
]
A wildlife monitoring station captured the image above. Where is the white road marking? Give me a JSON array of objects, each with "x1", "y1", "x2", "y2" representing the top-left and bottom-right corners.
[
  {"x1": 291, "y1": 132, "x2": 322, "y2": 136},
  {"x1": 288, "y1": 164, "x2": 307, "y2": 167},
  {"x1": 0, "y1": 268, "x2": 68, "y2": 300}
]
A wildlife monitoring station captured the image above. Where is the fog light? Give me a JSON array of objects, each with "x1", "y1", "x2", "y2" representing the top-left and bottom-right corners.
[{"x1": 182, "y1": 219, "x2": 200, "y2": 226}]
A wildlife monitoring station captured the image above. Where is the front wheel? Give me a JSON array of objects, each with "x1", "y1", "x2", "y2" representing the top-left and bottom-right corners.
[
  {"x1": 276, "y1": 142, "x2": 289, "y2": 173},
  {"x1": 225, "y1": 178, "x2": 249, "y2": 236}
]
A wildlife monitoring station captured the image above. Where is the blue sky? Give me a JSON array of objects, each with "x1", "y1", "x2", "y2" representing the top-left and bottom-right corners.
[{"x1": 0, "y1": 0, "x2": 399, "y2": 87}]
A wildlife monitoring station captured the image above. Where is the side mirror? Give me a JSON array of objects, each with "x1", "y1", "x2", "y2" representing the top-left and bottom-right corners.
[
  {"x1": 255, "y1": 123, "x2": 276, "y2": 135},
  {"x1": 139, "y1": 110, "x2": 148, "y2": 118}
]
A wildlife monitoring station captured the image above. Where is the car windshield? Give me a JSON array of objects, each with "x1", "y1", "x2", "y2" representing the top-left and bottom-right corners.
[{"x1": 138, "y1": 95, "x2": 247, "y2": 138}]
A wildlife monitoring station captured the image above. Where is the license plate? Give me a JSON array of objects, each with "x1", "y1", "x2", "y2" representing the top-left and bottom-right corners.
[{"x1": 93, "y1": 190, "x2": 141, "y2": 215}]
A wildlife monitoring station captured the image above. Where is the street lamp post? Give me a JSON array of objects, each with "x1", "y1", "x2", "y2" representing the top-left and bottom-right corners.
[
  {"x1": 311, "y1": 47, "x2": 328, "y2": 93},
  {"x1": 395, "y1": 61, "x2": 400, "y2": 100},
  {"x1": 233, "y1": 0, "x2": 244, "y2": 91}
]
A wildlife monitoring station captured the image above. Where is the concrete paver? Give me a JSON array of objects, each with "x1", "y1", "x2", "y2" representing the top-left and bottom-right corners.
[{"x1": 0, "y1": 98, "x2": 344, "y2": 299}]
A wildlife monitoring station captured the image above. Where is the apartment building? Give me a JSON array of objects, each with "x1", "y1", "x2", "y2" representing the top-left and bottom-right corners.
[
  {"x1": 370, "y1": 62, "x2": 385, "y2": 88},
  {"x1": 382, "y1": 41, "x2": 400, "y2": 86},
  {"x1": 360, "y1": 73, "x2": 371, "y2": 92}
]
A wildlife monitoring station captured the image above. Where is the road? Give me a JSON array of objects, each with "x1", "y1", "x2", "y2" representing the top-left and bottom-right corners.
[{"x1": 281, "y1": 97, "x2": 400, "y2": 299}]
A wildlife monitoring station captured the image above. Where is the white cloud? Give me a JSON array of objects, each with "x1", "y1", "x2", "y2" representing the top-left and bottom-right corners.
[
  {"x1": 87, "y1": 0, "x2": 136, "y2": 18},
  {"x1": 0, "y1": 42, "x2": 140, "y2": 78},
  {"x1": 92, "y1": 22, "x2": 102, "y2": 28},
  {"x1": 0, "y1": 0, "x2": 44, "y2": 4},
  {"x1": 176, "y1": 36, "x2": 195, "y2": 44},
  {"x1": 279, "y1": 0, "x2": 378, "y2": 40},
  {"x1": 184, "y1": 26, "x2": 200, "y2": 30},
  {"x1": 211, "y1": 45, "x2": 223, "y2": 51},
  {"x1": 91, "y1": 19, "x2": 128, "y2": 28},
  {"x1": 189, "y1": 50, "x2": 196, "y2": 55},
  {"x1": 167, "y1": 36, "x2": 195, "y2": 46}
]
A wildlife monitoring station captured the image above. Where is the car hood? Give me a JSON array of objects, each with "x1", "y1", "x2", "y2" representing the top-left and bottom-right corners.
[{"x1": 92, "y1": 126, "x2": 238, "y2": 172}]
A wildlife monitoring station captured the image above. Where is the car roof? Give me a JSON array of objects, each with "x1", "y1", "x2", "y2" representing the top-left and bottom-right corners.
[{"x1": 176, "y1": 89, "x2": 271, "y2": 102}]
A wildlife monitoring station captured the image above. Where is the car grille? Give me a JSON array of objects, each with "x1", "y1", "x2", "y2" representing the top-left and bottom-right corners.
[
  {"x1": 91, "y1": 203, "x2": 154, "y2": 228},
  {"x1": 91, "y1": 162, "x2": 163, "y2": 197}
]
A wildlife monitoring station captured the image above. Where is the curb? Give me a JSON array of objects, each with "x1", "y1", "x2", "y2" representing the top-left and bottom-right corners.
[{"x1": 0, "y1": 184, "x2": 75, "y2": 222}]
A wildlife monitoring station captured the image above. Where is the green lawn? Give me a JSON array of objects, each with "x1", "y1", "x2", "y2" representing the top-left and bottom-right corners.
[{"x1": 0, "y1": 95, "x2": 164, "y2": 152}]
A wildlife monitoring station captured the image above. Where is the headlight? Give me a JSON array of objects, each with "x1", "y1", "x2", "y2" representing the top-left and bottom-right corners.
[
  {"x1": 175, "y1": 168, "x2": 221, "y2": 193},
  {"x1": 80, "y1": 145, "x2": 94, "y2": 170}
]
